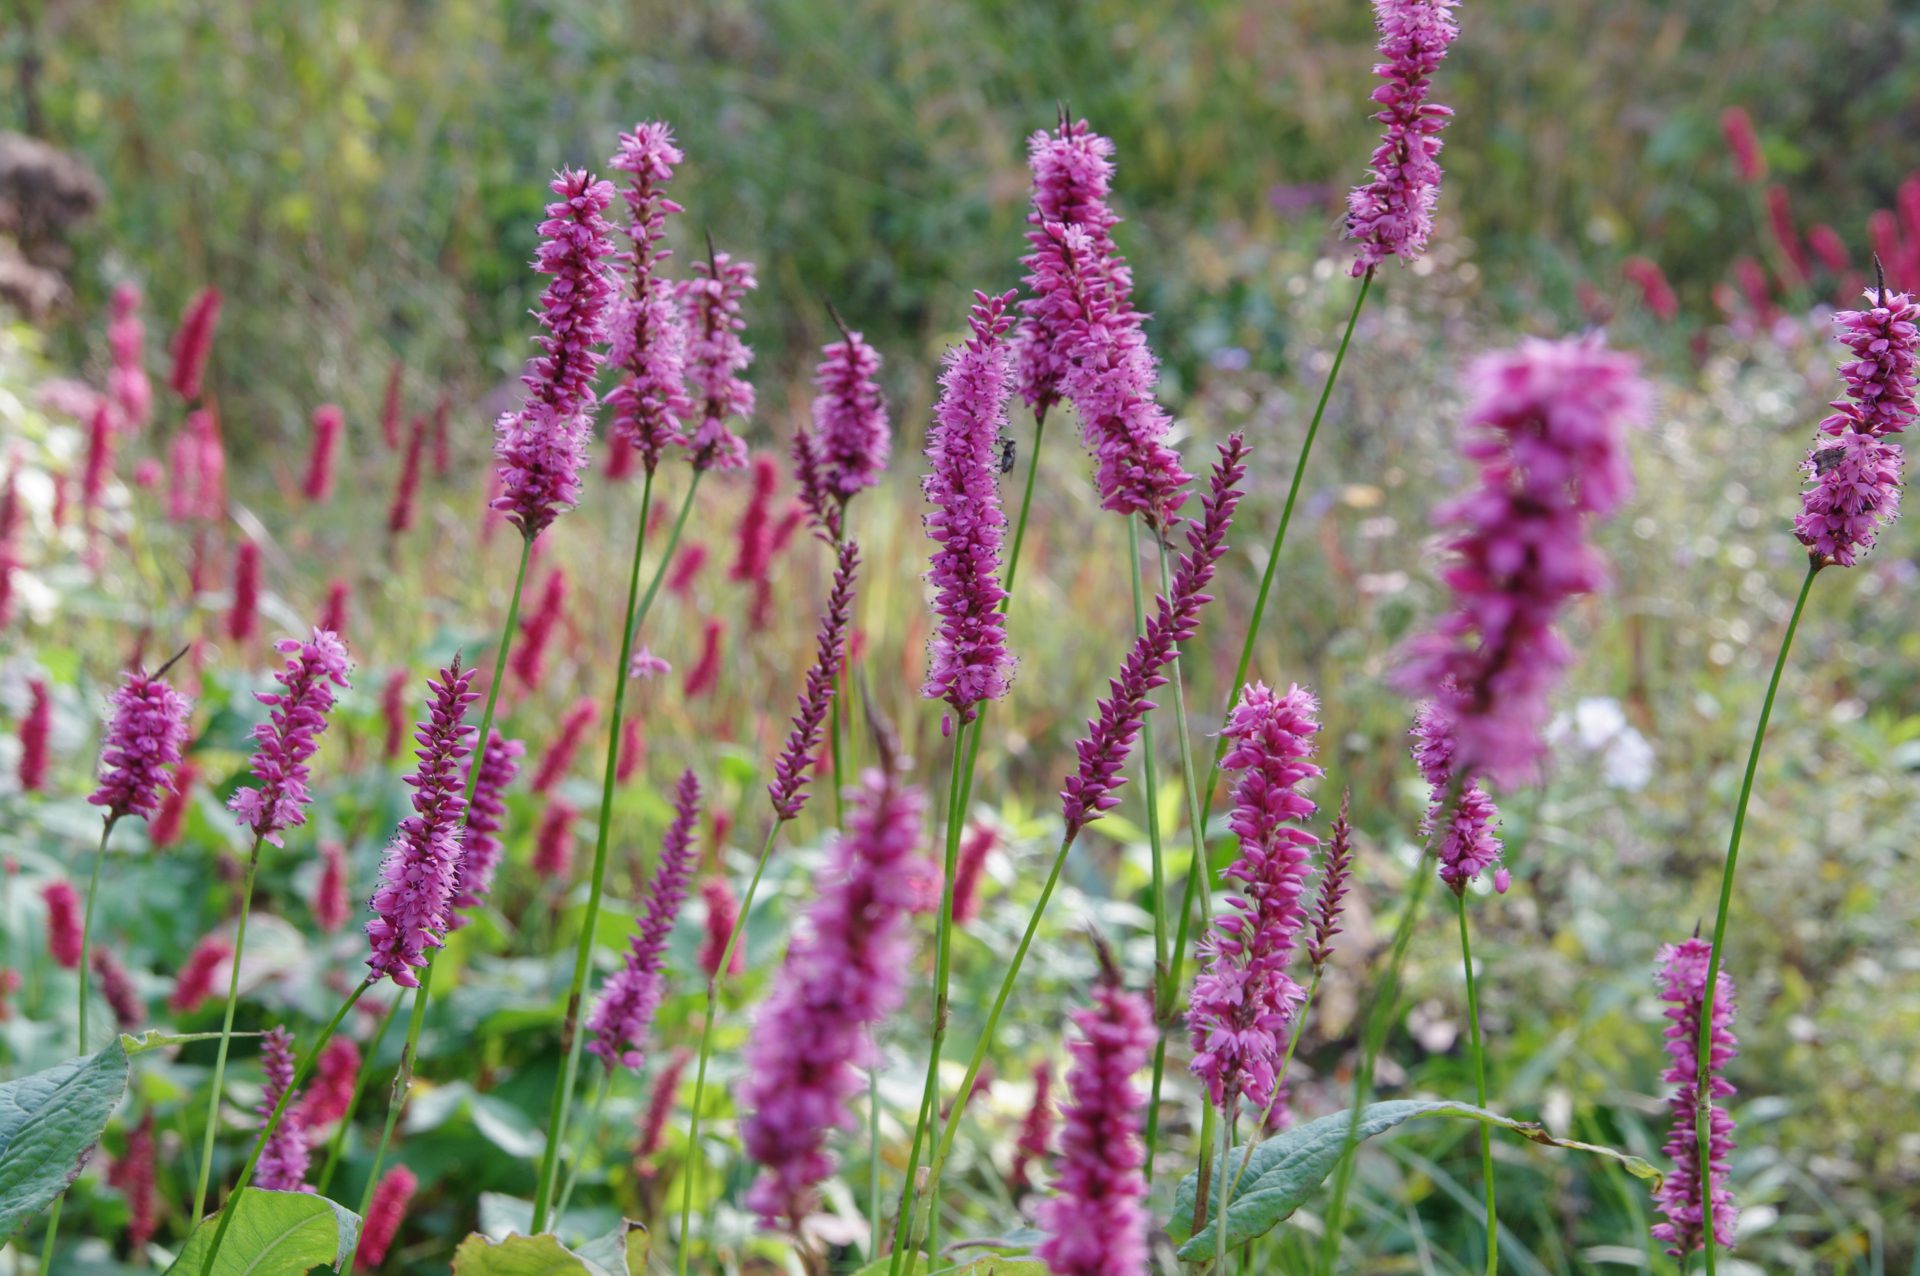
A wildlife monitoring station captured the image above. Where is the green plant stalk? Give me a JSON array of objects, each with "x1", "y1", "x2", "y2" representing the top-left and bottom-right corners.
[
  {"x1": 350, "y1": 531, "x2": 536, "y2": 1257},
  {"x1": 533, "y1": 468, "x2": 695, "y2": 1231},
  {"x1": 1696, "y1": 560, "x2": 1818, "y2": 1276},
  {"x1": 1456, "y1": 891, "x2": 1498, "y2": 1275},
  {"x1": 868, "y1": 1062, "x2": 883, "y2": 1258},
  {"x1": 315, "y1": 994, "x2": 403, "y2": 1196},
  {"x1": 676, "y1": 818, "x2": 782, "y2": 1276},
  {"x1": 889, "y1": 719, "x2": 973, "y2": 1274},
  {"x1": 198, "y1": 977, "x2": 373, "y2": 1274},
  {"x1": 554, "y1": 1067, "x2": 613, "y2": 1222},
  {"x1": 1213, "y1": 1099, "x2": 1239, "y2": 1272},
  {"x1": 1148, "y1": 531, "x2": 1215, "y2": 1192},
  {"x1": 1126, "y1": 520, "x2": 1172, "y2": 1187},
  {"x1": 189, "y1": 829, "x2": 268, "y2": 1224}
]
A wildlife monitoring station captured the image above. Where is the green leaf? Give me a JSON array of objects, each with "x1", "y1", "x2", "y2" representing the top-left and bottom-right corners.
[
  {"x1": 0, "y1": 1041, "x2": 129, "y2": 1243},
  {"x1": 571, "y1": 1221, "x2": 649, "y2": 1274},
  {"x1": 1170, "y1": 1100, "x2": 1663, "y2": 1260},
  {"x1": 449, "y1": 1231, "x2": 599, "y2": 1275},
  {"x1": 165, "y1": 1189, "x2": 360, "y2": 1275}
]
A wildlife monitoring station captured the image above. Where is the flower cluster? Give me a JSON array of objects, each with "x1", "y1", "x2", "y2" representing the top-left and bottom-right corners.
[
  {"x1": 357, "y1": 1164, "x2": 417, "y2": 1267},
  {"x1": 451, "y1": 729, "x2": 524, "y2": 924},
  {"x1": 1795, "y1": 289, "x2": 1917, "y2": 566},
  {"x1": 304, "y1": 405, "x2": 342, "y2": 503},
  {"x1": 1189, "y1": 683, "x2": 1322, "y2": 1111},
  {"x1": 587, "y1": 769, "x2": 701, "y2": 1071},
  {"x1": 255, "y1": 1026, "x2": 312, "y2": 1193},
  {"x1": 922, "y1": 290, "x2": 1018, "y2": 725},
  {"x1": 533, "y1": 696, "x2": 597, "y2": 794},
  {"x1": 1395, "y1": 337, "x2": 1648, "y2": 786},
  {"x1": 1411, "y1": 702, "x2": 1507, "y2": 892},
  {"x1": 229, "y1": 629, "x2": 353, "y2": 846},
  {"x1": 1017, "y1": 117, "x2": 1123, "y2": 414},
  {"x1": 809, "y1": 325, "x2": 891, "y2": 502},
  {"x1": 88, "y1": 668, "x2": 191, "y2": 822},
  {"x1": 168, "y1": 934, "x2": 229, "y2": 1013},
  {"x1": 606, "y1": 122, "x2": 693, "y2": 472},
  {"x1": 1652, "y1": 938, "x2": 1739, "y2": 1257},
  {"x1": 167, "y1": 409, "x2": 226, "y2": 522},
  {"x1": 1346, "y1": 0, "x2": 1461, "y2": 276},
  {"x1": 1061, "y1": 433, "x2": 1247, "y2": 835},
  {"x1": 107, "y1": 284, "x2": 152, "y2": 431},
  {"x1": 91, "y1": 948, "x2": 144, "y2": 1028},
  {"x1": 768, "y1": 538, "x2": 859, "y2": 819},
  {"x1": 168, "y1": 287, "x2": 222, "y2": 402},
  {"x1": 298, "y1": 1035, "x2": 361, "y2": 1132},
  {"x1": 738, "y1": 763, "x2": 929, "y2": 1228},
  {"x1": 1306, "y1": 791, "x2": 1356, "y2": 972},
  {"x1": 1009, "y1": 1059, "x2": 1054, "y2": 1190},
  {"x1": 681, "y1": 250, "x2": 757, "y2": 470},
  {"x1": 41, "y1": 881, "x2": 82, "y2": 969},
  {"x1": 365, "y1": 659, "x2": 477, "y2": 987},
  {"x1": 492, "y1": 169, "x2": 619, "y2": 539},
  {"x1": 19, "y1": 677, "x2": 48, "y2": 793},
  {"x1": 1034, "y1": 980, "x2": 1155, "y2": 1276}
]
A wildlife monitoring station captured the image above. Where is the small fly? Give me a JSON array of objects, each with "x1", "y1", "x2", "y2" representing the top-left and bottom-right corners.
[
  {"x1": 997, "y1": 428, "x2": 1018, "y2": 476},
  {"x1": 1811, "y1": 445, "x2": 1848, "y2": 476}
]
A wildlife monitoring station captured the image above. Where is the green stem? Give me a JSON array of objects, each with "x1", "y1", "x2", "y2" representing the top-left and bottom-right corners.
[
  {"x1": 554, "y1": 1067, "x2": 613, "y2": 1223},
  {"x1": 76, "y1": 817, "x2": 115, "y2": 1053},
  {"x1": 1213, "y1": 1099, "x2": 1239, "y2": 1272},
  {"x1": 889, "y1": 720, "x2": 972, "y2": 1273},
  {"x1": 198, "y1": 979, "x2": 372, "y2": 1273},
  {"x1": 351, "y1": 531, "x2": 536, "y2": 1263},
  {"x1": 1126, "y1": 521, "x2": 1171, "y2": 1187},
  {"x1": 1457, "y1": 891, "x2": 1498, "y2": 1274},
  {"x1": 533, "y1": 468, "x2": 691, "y2": 1232},
  {"x1": 1002, "y1": 406, "x2": 1049, "y2": 600},
  {"x1": 676, "y1": 819, "x2": 782, "y2": 1276},
  {"x1": 868, "y1": 1062, "x2": 883, "y2": 1259},
  {"x1": 314, "y1": 994, "x2": 403, "y2": 1196},
  {"x1": 190, "y1": 830, "x2": 267, "y2": 1225},
  {"x1": 1696, "y1": 560, "x2": 1818, "y2": 1275}
]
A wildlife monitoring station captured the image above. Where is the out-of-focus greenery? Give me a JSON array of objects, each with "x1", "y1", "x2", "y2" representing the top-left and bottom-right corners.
[{"x1": 3, "y1": 2, "x2": 1920, "y2": 1273}]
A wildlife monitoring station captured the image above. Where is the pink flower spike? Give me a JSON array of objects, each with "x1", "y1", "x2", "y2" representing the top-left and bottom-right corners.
[
  {"x1": 767, "y1": 539, "x2": 859, "y2": 820},
  {"x1": 19, "y1": 677, "x2": 49, "y2": 793},
  {"x1": 606, "y1": 121, "x2": 693, "y2": 473},
  {"x1": 43, "y1": 880, "x2": 83, "y2": 968},
  {"x1": 228, "y1": 630, "x2": 353, "y2": 846},
  {"x1": 169, "y1": 933, "x2": 230, "y2": 1013},
  {"x1": 810, "y1": 322, "x2": 890, "y2": 499},
  {"x1": 255, "y1": 1025, "x2": 312, "y2": 1192},
  {"x1": 304, "y1": 405, "x2": 343, "y2": 503},
  {"x1": 1346, "y1": 0, "x2": 1461, "y2": 276},
  {"x1": 1652, "y1": 938, "x2": 1738, "y2": 1257},
  {"x1": 628, "y1": 647, "x2": 671, "y2": 680},
  {"x1": 89, "y1": 666, "x2": 192, "y2": 822},
  {"x1": 356, "y1": 1164, "x2": 416, "y2": 1266},
  {"x1": 168, "y1": 287, "x2": 222, "y2": 402},
  {"x1": 451, "y1": 729, "x2": 524, "y2": 924},
  {"x1": 1796, "y1": 288, "x2": 1917, "y2": 567},
  {"x1": 681, "y1": 248, "x2": 758, "y2": 471},
  {"x1": 532, "y1": 696, "x2": 597, "y2": 794}
]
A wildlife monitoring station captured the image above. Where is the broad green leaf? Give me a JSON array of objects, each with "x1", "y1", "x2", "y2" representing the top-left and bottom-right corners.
[
  {"x1": 1171, "y1": 1100, "x2": 1662, "y2": 1260},
  {"x1": 166, "y1": 1189, "x2": 360, "y2": 1275},
  {"x1": 572, "y1": 1221, "x2": 649, "y2": 1274},
  {"x1": 450, "y1": 1231, "x2": 599, "y2": 1275},
  {"x1": 0, "y1": 1041, "x2": 129, "y2": 1243}
]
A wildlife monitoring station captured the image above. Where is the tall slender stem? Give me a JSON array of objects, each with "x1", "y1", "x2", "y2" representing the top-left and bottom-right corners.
[
  {"x1": 1126, "y1": 521, "x2": 1171, "y2": 1186},
  {"x1": 533, "y1": 468, "x2": 692, "y2": 1232},
  {"x1": 889, "y1": 720, "x2": 972, "y2": 1272},
  {"x1": 676, "y1": 819, "x2": 782, "y2": 1276},
  {"x1": 1213, "y1": 1099, "x2": 1239, "y2": 1271},
  {"x1": 867, "y1": 1063, "x2": 883, "y2": 1258},
  {"x1": 76, "y1": 817, "x2": 115, "y2": 1053},
  {"x1": 198, "y1": 978, "x2": 372, "y2": 1274},
  {"x1": 554, "y1": 1067, "x2": 613, "y2": 1222},
  {"x1": 1696, "y1": 561, "x2": 1818, "y2": 1275},
  {"x1": 314, "y1": 994, "x2": 403, "y2": 1196},
  {"x1": 190, "y1": 830, "x2": 267, "y2": 1224},
  {"x1": 352, "y1": 532, "x2": 536, "y2": 1257},
  {"x1": 1002, "y1": 405, "x2": 1049, "y2": 600},
  {"x1": 1456, "y1": 891, "x2": 1498, "y2": 1274}
]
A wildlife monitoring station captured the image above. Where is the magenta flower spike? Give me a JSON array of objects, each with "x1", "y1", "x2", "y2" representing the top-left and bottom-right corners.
[
  {"x1": 90, "y1": 947, "x2": 144, "y2": 1028},
  {"x1": 364, "y1": 658, "x2": 478, "y2": 988},
  {"x1": 1188, "y1": 682, "x2": 1322, "y2": 1112},
  {"x1": 1017, "y1": 117, "x2": 1124, "y2": 415},
  {"x1": 1652, "y1": 937, "x2": 1739, "y2": 1257},
  {"x1": 169, "y1": 934, "x2": 229, "y2": 1013},
  {"x1": 492, "y1": 169, "x2": 619, "y2": 540},
  {"x1": 1034, "y1": 978, "x2": 1156, "y2": 1276},
  {"x1": 681, "y1": 248, "x2": 758, "y2": 471},
  {"x1": 1009, "y1": 1058, "x2": 1055, "y2": 1190},
  {"x1": 1411, "y1": 702, "x2": 1506, "y2": 892},
  {"x1": 304, "y1": 405, "x2": 343, "y2": 503},
  {"x1": 43, "y1": 880, "x2": 82, "y2": 968},
  {"x1": 356, "y1": 1164, "x2": 417, "y2": 1267},
  {"x1": 1306, "y1": 791, "x2": 1356, "y2": 973},
  {"x1": 255, "y1": 1025, "x2": 312, "y2": 1192},
  {"x1": 586, "y1": 769, "x2": 701, "y2": 1071},
  {"x1": 1394, "y1": 336, "x2": 1649, "y2": 787},
  {"x1": 108, "y1": 283, "x2": 153, "y2": 432},
  {"x1": 738, "y1": 761, "x2": 930, "y2": 1228},
  {"x1": 1795, "y1": 287, "x2": 1917, "y2": 567},
  {"x1": 1346, "y1": 0, "x2": 1461, "y2": 276},
  {"x1": 606, "y1": 122, "x2": 694, "y2": 473},
  {"x1": 809, "y1": 323, "x2": 890, "y2": 501},
  {"x1": 699, "y1": 876, "x2": 743, "y2": 978},
  {"x1": 168, "y1": 287, "x2": 222, "y2": 403},
  {"x1": 922, "y1": 290, "x2": 1019, "y2": 726},
  {"x1": 451, "y1": 728, "x2": 524, "y2": 925},
  {"x1": 19, "y1": 677, "x2": 49, "y2": 793},
  {"x1": 533, "y1": 696, "x2": 597, "y2": 794},
  {"x1": 88, "y1": 666, "x2": 192, "y2": 823},
  {"x1": 768, "y1": 539, "x2": 859, "y2": 820},
  {"x1": 228, "y1": 539, "x2": 261, "y2": 644},
  {"x1": 1061, "y1": 433, "x2": 1248, "y2": 836},
  {"x1": 229, "y1": 629, "x2": 353, "y2": 846}
]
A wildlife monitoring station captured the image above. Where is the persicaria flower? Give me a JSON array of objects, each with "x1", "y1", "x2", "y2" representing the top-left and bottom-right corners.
[
  {"x1": 1017, "y1": 117, "x2": 1124, "y2": 415},
  {"x1": 1411, "y1": 703, "x2": 1506, "y2": 892},
  {"x1": 1795, "y1": 288, "x2": 1917, "y2": 567},
  {"x1": 167, "y1": 410, "x2": 225, "y2": 523},
  {"x1": 512, "y1": 568, "x2": 569, "y2": 691},
  {"x1": 668, "y1": 542, "x2": 707, "y2": 595},
  {"x1": 950, "y1": 821, "x2": 998, "y2": 925},
  {"x1": 1188, "y1": 682, "x2": 1321, "y2": 1112},
  {"x1": 681, "y1": 249, "x2": 757, "y2": 471},
  {"x1": 768, "y1": 539, "x2": 859, "y2": 819},
  {"x1": 82, "y1": 403, "x2": 114, "y2": 518},
  {"x1": 808, "y1": 324, "x2": 890, "y2": 501},
  {"x1": 111, "y1": 1113, "x2": 158, "y2": 1248},
  {"x1": 356, "y1": 1164, "x2": 417, "y2": 1267},
  {"x1": 380, "y1": 359, "x2": 404, "y2": 450},
  {"x1": 684, "y1": 619, "x2": 724, "y2": 699},
  {"x1": 297, "y1": 1035, "x2": 361, "y2": 1134},
  {"x1": 492, "y1": 169, "x2": 619, "y2": 540},
  {"x1": 1622, "y1": 257, "x2": 1679, "y2": 323},
  {"x1": 1306, "y1": 790, "x2": 1356, "y2": 973},
  {"x1": 533, "y1": 696, "x2": 597, "y2": 794},
  {"x1": 533, "y1": 799, "x2": 578, "y2": 878},
  {"x1": 319, "y1": 579, "x2": 351, "y2": 640},
  {"x1": 365, "y1": 658, "x2": 476, "y2": 987},
  {"x1": 1394, "y1": 336, "x2": 1649, "y2": 787},
  {"x1": 1009, "y1": 1059, "x2": 1055, "y2": 1190},
  {"x1": 381, "y1": 669, "x2": 410, "y2": 761},
  {"x1": 42, "y1": 880, "x2": 82, "y2": 967},
  {"x1": 629, "y1": 647, "x2": 670, "y2": 680},
  {"x1": 699, "y1": 875, "x2": 744, "y2": 978},
  {"x1": 587, "y1": 769, "x2": 701, "y2": 1071},
  {"x1": 922, "y1": 290, "x2": 1019, "y2": 724},
  {"x1": 168, "y1": 286, "x2": 222, "y2": 402},
  {"x1": 1652, "y1": 938, "x2": 1738, "y2": 1258},
  {"x1": 19, "y1": 677, "x2": 49, "y2": 793},
  {"x1": 738, "y1": 761, "x2": 930, "y2": 1227},
  {"x1": 1719, "y1": 107, "x2": 1765, "y2": 184},
  {"x1": 88, "y1": 667, "x2": 191, "y2": 822},
  {"x1": 91, "y1": 947, "x2": 144, "y2": 1029},
  {"x1": 255, "y1": 1025, "x2": 312, "y2": 1192},
  {"x1": 305, "y1": 405, "x2": 343, "y2": 502},
  {"x1": 108, "y1": 284, "x2": 152, "y2": 431},
  {"x1": 168, "y1": 933, "x2": 230, "y2": 1013},
  {"x1": 452, "y1": 729, "x2": 524, "y2": 924},
  {"x1": 1808, "y1": 225, "x2": 1851, "y2": 277},
  {"x1": 1346, "y1": 0, "x2": 1461, "y2": 276},
  {"x1": 229, "y1": 629, "x2": 352, "y2": 846},
  {"x1": 1765, "y1": 186, "x2": 1809, "y2": 281},
  {"x1": 606, "y1": 121, "x2": 693, "y2": 472},
  {"x1": 151, "y1": 758, "x2": 196, "y2": 848},
  {"x1": 1034, "y1": 978, "x2": 1155, "y2": 1276},
  {"x1": 731, "y1": 453, "x2": 781, "y2": 586},
  {"x1": 227, "y1": 540, "x2": 261, "y2": 644},
  {"x1": 388, "y1": 416, "x2": 426, "y2": 535},
  {"x1": 314, "y1": 840, "x2": 350, "y2": 932},
  {"x1": 1062, "y1": 434, "x2": 1248, "y2": 835},
  {"x1": 633, "y1": 1049, "x2": 691, "y2": 1173}
]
